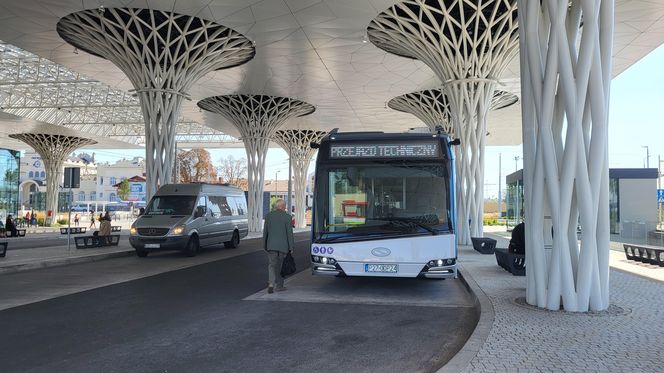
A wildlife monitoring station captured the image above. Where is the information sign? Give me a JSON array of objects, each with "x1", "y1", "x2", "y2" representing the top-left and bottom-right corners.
[{"x1": 330, "y1": 142, "x2": 439, "y2": 159}]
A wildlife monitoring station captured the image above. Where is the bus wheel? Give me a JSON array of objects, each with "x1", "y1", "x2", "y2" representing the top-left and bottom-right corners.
[
  {"x1": 224, "y1": 230, "x2": 240, "y2": 248},
  {"x1": 185, "y1": 236, "x2": 199, "y2": 257},
  {"x1": 136, "y1": 249, "x2": 149, "y2": 258}
]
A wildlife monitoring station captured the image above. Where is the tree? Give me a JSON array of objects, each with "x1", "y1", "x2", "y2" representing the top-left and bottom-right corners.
[
  {"x1": 218, "y1": 155, "x2": 247, "y2": 188},
  {"x1": 117, "y1": 179, "x2": 130, "y2": 201},
  {"x1": 177, "y1": 149, "x2": 218, "y2": 183}
]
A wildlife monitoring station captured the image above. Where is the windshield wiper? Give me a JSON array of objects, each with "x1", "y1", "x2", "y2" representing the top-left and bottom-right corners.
[{"x1": 373, "y1": 217, "x2": 439, "y2": 236}]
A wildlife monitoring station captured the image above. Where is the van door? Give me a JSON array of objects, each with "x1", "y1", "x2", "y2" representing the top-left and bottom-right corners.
[
  {"x1": 208, "y1": 195, "x2": 233, "y2": 243},
  {"x1": 193, "y1": 195, "x2": 213, "y2": 246}
]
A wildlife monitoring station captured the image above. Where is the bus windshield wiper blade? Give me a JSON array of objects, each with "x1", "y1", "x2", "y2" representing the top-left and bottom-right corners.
[{"x1": 374, "y1": 217, "x2": 439, "y2": 235}]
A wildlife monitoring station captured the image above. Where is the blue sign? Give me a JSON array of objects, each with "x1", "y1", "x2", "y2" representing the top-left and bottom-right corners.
[
  {"x1": 658, "y1": 189, "x2": 664, "y2": 204},
  {"x1": 130, "y1": 183, "x2": 143, "y2": 193}
]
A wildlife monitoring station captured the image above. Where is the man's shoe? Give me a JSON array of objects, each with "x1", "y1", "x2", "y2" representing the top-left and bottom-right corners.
[
  {"x1": 275, "y1": 286, "x2": 287, "y2": 292},
  {"x1": 267, "y1": 286, "x2": 274, "y2": 294}
]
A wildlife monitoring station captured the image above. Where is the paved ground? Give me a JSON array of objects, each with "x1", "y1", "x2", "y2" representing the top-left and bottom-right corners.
[
  {"x1": 0, "y1": 234, "x2": 477, "y2": 373},
  {"x1": 453, "y1": 233, "x2": 664, "y2": 373}
]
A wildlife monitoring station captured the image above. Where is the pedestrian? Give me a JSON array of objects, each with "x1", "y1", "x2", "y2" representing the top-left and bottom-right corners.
[
  {"x1": 262, "y1": 199, "x2": 295, "y2": 294},
  {"x1": 5, "y1": 215, "x2": 18, "y2": 237},
  {"x1": 89, "y1": 211, "x2": 96, "y2": 228},
  {"x1": 30, "y1": 210, "x2": 36, "y2": 227},
  {"x1": 25, "y1": 211, "x2": 31, "y2": 227},
  {"x1": 74, "y1": 213, "x2": 80, "y2": 226}
]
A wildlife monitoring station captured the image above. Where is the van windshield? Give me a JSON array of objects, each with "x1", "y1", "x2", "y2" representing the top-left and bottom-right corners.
[{"x1": 145, "y1": 196, "x2": 196, "y2": 216}]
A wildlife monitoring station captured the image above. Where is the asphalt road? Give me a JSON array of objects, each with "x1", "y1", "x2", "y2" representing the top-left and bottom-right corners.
[{"x1": 0, "y1": 235, "x2": 477, "y2": 373}]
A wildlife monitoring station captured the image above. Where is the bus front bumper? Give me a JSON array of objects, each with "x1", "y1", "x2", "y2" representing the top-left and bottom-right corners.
[
  {"x1": 311, "y1": 262, "x2": 457, "y2": 279},
  {"x1": 312, "y1": 263, "x2": 342, "y2": 276},
  {"x1": 421, "y1": 265, "x2": 457, "y2": 279}
]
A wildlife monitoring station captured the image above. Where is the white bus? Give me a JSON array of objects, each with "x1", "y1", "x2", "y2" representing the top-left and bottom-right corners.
[{"x1": 310, "y1": 130, "x2": 458, "y2": 279}]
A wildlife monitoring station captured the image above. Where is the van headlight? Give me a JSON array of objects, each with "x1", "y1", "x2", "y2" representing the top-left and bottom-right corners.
[
  {"x1": 130, "y1": 227, "x2": 138, "y2": 236},
  {"x1": 169, "y1": 225, "x2": 186, "y2": 236}
]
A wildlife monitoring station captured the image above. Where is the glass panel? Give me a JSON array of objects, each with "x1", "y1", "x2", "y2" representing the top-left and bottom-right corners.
[
  {"x1": 315, "y1": 164, "x2": 449, "y2": 240},
  {"x1": 609, "y1": 178, "x2": 620, "y2": 234},
  {"x1": 145, "y1": 196, "x2": 196, "y2": 216}
]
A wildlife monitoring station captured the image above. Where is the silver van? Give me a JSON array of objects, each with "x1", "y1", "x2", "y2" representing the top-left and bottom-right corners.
[{"x1": 129, "y1": 183, "x2": 249, "y2": 257}]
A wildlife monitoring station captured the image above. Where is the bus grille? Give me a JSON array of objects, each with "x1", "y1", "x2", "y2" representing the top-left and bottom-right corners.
[{"x1": 137, "y1": 228, "x2": 169, "y2": 236}]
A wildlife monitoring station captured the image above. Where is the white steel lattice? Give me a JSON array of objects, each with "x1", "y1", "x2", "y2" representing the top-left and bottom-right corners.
[
  {"x1": 56, "y1": 8, "x2": 255, "y2": 198},
  {"x1": 0, "y1": 41, "x2": 237, "y2": 147},
  {"x1": 9, "y1": 133, "x2": 96, "y2": 225},
  {"x1": 388, "y1": 89, "x2": 518, "y2": 135},
  {"x1": 368, "y1": 0, "x2": 519, "y2": 244},
  {"x1": 274, "y1": 130, "x2": 327, "y2": 229},
  {"x1": 518, "y1": 0, "x2": 614, "y2": 312},
  {"x1": 198, "y1": 95, "x2": 316, "y2": 232}
]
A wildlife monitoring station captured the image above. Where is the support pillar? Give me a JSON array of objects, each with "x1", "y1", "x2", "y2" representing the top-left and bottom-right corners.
[
  {"x1": 369, "y1": 0, "x2": 519, "y2": 244},
  {"x1": 274, "y1": 130, "x2": 327, "y2": 229},
  {"x1": 388, "y1": 88, "x2": 518, "y2": 244},
  {"x1": 9, "y1": 133, "x2": 96, "y2": 225},
  {"x1": 57, "y1": 8, "x2": 255, "y2": 199},
  {"x1": 198, "y1": 95, "x2": 315, "y2": 233},
  {"x1": 518, "y1": 0, "x2": 614, "y2": 312}
]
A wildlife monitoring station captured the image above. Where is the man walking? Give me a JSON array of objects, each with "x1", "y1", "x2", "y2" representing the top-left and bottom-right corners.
[{"x1": 263, "y1": 199, "x2": 295, "y2": 294}]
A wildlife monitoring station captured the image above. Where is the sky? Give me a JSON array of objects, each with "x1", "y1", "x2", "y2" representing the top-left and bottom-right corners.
[{"x1": 92, "y1": 42, "x2": 664, "y2": 199}]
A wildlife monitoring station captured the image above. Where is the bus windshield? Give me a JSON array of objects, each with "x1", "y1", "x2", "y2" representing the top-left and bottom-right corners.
[
  {"x1": 145, "y1": 196, "x2": 196, "y2": 216},
  {"x1": 314, "y1": 163, "x2": 451, "y2": 241}
]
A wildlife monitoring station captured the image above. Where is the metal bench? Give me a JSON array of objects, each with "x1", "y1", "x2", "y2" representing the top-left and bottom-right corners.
[
  {"x1": 74, "y1": 234, "x2": 121, "y2": 249},
  {"x1": 494, "y1": 248, "x2": 525, "y2": 276},
  {"x1": 111, "y1": 226, "x2": 122, "y2": 232},
  {"x1": 5, "y1": 229, "x2": 26, "y2": 237},
  {"x1": 0, "y1": 241, "x2": 7, "y2": 257},
  {"x1": 471, "y1": 237, "x2": 497, "y2": 254},
  {"x1": 60, "y1": 227, "x2": 87, "y2": 234},
  {"x1": 623, "y1": 243, "x2": 664, "y2": 267}
]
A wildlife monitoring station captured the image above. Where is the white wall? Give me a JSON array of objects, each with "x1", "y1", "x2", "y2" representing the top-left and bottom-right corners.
[{"x1": 619, "y1": 178, "x2": 657, "y2": 223}]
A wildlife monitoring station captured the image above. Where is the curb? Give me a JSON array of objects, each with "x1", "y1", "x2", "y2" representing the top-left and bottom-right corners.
[
  {"x1": 437, "y1": 263, "x2": 494, "y2": 373},
  {"x1": 0, "y1": 249, "x2": 135, "y2": 275}
]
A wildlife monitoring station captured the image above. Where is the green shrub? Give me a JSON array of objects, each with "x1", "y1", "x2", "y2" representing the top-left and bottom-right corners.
[
  {"x1": 57, "y1": 219, "x2": 69, "y2": 225},
  {"x1": 483, "y1": 217, "x2": 499, "y2": 226}
]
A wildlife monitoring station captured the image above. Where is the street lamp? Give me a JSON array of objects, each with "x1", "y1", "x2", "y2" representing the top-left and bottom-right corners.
[
  {"x1": 514, "y1": 156, "x2": 520, "y2": 172},
  {"x1": 275, "y1": 170, "x2": 280, "y2": 194},
  {"x1": 642, "y1": 145, "x2": 650, "y2": 168}
]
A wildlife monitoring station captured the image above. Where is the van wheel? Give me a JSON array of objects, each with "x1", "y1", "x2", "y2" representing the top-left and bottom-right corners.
[
  {"x1": 185, "y1": 236, "x2": 199, "y2": 257},
  {"x1": 224, "y1": 230, "x2": 240, "y2": 248},
  {"x1": 136, "y1": 249, "x2": 149, "y2": 258}
]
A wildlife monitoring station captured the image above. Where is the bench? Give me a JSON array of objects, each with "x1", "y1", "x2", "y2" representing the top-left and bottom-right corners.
[
  {"x1": 74, "y1": 234, "x2": 121, "y2": 249},
  {"x1": 5, "y1": 229, "x2": 26, "y2": 237},
  {"x1": 494, "y1": 248, "x2": 526, "y2": 276},
  {"x1": 0, "y1": 241, "x2": 7, "y2": 257},
  {"x1": 471, "y1": 237, "x2": 497, "y2": 254},
  {"x1": 623, "y1": 243, "x2": 664, "y2": 267},
  {"x1": 60, "y1": 227, "x2": 87, "y2": 235},
  {"x1": 111, "y1": 226, "x2": 122, "y2": 232}
]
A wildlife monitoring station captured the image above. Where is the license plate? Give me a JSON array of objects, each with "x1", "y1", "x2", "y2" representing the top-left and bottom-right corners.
[
  {"x1": 144, "y1": 243, "x2": 160, "y2": 249},
  {"x1": 365, "y1": 264, "x2": 398, "y2": 273}
]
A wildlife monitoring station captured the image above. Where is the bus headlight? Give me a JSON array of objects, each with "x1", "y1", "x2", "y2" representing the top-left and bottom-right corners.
[
  {"x1": 130, "y1": 227, "x2": 138, "y2": 236},
  {"x1": 321, "y1": 257, "x2": 329, "y2": 264},
  {"x1": 169, "y1": 225, "x2": 186, "y2": 236},
  {"x1": 437, "y1": 259, "x2": 444, "y2": 266}
]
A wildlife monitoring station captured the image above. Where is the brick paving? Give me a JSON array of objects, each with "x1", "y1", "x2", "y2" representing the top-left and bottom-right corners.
[{"x1": 455, "y1": 235, "x2": 664, "y2": 373}]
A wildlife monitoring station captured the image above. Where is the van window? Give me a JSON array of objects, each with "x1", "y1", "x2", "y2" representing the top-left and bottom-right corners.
[
  {"x1": 196, "y1": 196, "x2": 207, "y2": 216},
  {"x1": 231, "y1": 196, "x2": 247, "y2": 216},
  {"x1": 208, "y1": 197, "x2": 221, "y2": 217},
  {"x1": 146, "y1": 196, "x2": 196, "y2": 215},
  {"x1": 208, "y1": 196, "x2": 231, "y2": 217}
]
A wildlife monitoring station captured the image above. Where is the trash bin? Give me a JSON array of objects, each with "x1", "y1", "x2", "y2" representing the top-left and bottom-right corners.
[{"x1": 471, "y1": 237, "x2": 497, "y2": 254}]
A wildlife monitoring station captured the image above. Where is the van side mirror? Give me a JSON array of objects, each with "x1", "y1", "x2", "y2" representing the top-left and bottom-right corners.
[
  {"x1": 449, "y1": 138, "x2": 461, "y2": 146},
  {"x1": 194, "y1": 206, "x2": 206, "y2": 218},
  {"x1": 310, "y1": 142, "x2": 320, "y2": 149}
]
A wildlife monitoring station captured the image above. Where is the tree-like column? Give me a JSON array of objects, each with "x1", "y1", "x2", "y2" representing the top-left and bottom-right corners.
[
  {"x1": 273, "y1": 130, "x2": 327, "y2": 229},
  {"x1": 368, "y1": 0, "x2": 519, "y2": 244},
  {"x1": 9, "y1": 133, "x2": 96, "y2": 225},
  {"x1": 388, "y1": 89, "x2": 518, "y2": 135},
  {"x1": 56, "y1": 8, "x2": 255, "y2": 198},
  {"x1": 198, "y1": 95, "x2": 315, "y2": 232},
  {"x1": 517, "y1": 0, "x2": 614, "y2": 312}
]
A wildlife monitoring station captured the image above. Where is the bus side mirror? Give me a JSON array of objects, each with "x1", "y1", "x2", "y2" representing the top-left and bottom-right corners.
[
  {"x1": 449, "y1": 138, "x2": 461, "y2": 146},
  {"x1": 310, "y1": 142, "x2": 320, "y2": 149}
]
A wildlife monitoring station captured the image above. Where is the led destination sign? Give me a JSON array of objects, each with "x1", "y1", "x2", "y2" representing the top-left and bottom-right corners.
[{"x1": 330, "y1": 142, "x2": 439, "y2": 159}]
